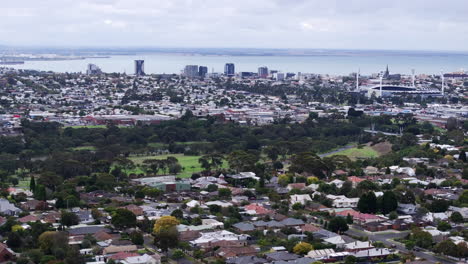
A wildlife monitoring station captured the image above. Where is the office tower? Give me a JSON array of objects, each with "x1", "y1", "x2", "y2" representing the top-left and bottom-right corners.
[
  {"x1": 286, "y1": 73, "x2": 295, "y2": 79},
  {"x1": 198, "y1": 66, "x2": 208, "y2": 78},
  {"x1": 86, "y1": 64, "x2": 102, "y2": 75},
  {"x1": 275, "y1": 72, "x2": 285, "y2": 81},
  {"x1": 240, "y1": 72, "x2": 254, "y2": 78},
  {"x1": 184, "y1": 65, "x2": 199, "y2": 78},
  {"x1": 135, "y1": 60, "x2": 145, "y2": 76},
  {"x1": 258, "y1": 66, "x2": 268, "y2": 78},
  {"x1": 224, "y1": 63, "x2": 235, "y2": 76}
]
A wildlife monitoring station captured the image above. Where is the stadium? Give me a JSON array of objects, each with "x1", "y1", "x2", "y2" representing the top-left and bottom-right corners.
[{"x1": 365, "y1": 85, "x2": 443, "y2": 98}]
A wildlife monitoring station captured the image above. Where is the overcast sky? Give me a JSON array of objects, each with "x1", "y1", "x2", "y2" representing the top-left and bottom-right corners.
[{"x1": 2, "y1": 0, "x2": 468, "y2": 51}]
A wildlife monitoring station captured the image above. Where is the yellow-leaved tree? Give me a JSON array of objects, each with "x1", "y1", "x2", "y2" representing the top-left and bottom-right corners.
[
  {"x1": 153, "y1": 216, "x2": 180, "y2": 252},
  {"x1": 293, "y1": 242, "x2": 313, "y2": 255}
]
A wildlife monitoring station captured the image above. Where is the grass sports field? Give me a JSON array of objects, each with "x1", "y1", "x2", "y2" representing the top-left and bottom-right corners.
[
  {"x1": 126, "y1": 153, "x2": 227, "y2": 178},
  {"x1": 327, "y1": 145, "x2": 380, "y2": 160}
]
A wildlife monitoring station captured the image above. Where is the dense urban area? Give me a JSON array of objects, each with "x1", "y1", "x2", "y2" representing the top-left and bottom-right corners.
[{"x1": 0, "y1": 61, "x2": 466, "y2": 264}]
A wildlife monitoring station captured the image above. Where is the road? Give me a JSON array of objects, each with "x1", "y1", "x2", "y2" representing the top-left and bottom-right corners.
[{"x1": 345, "y1": 227, "x2": 458, "y2": 264}]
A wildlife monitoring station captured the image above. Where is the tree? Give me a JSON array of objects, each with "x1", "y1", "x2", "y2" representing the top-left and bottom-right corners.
[
  {"x1": 198, "y1": 154, "x2": 224, "y2": 172},
  {"x1": 346, "y1": 213, "x2": 353, "y2": 224},
  {"x1": 60, "y1": 211, "x2": 79, "y2": 227},
  {"x1": 171, "y1": 209, "x2": 184, "y2": 219},
  {"x1": 7, "y1": 231, "x2": 22, "y2": 249},
  {"x1": 265, "y1": 146, "x2": 280, "y2": 161},
  {"x1": 458, "y1": 190, "x2": 468, "y2": 205},
  {"x1": 30, "y1": 176, "x2": 36, "y2": 192},
  {"x1": 434, "y1": 240, "x2": 458, "y2": 257},
  {"x1": 459, "y1": 150, "x2": 466, "y2": 162},
  {"x1": 328, "y1": 217, "x2": 349, "y2": 233},
  {"x1": 95, "y1": 173, "x2": 116, "y2": 190},
  {"x1": 389, "y1": 211, "x2": 398, "y2": 220},
  {"x1": 293, "y1": 242, "x2": 313, "y2": 255},
  {"x1": 405, "y1": 240, "x2": 415, "y2": 250},
  {"x1": 381, "y1": 191, "x2": 398, "y2": 214},
  {"x1": 64, "y1": 246, "x2": 84, "y2": 264},
  {"x1": 153, "y1": 216, "x2": 180, "y2": 252},
  {"x1": 344, "y1": 255, "x2": 357, "y2": 264},
  {"x1": 35, "y1": 184, "x2": 47, "y2": 201},
  {"x1": 38, "y1": 231, "x2": 68, "y2": 254},
  {"x1": 289, "y1": 152, "x2": 327, "y2": 178},
  {"x1": 429, "y1": 199, "x2": 450, "y2": 212},
  {"x1": 356, "y1": 180, "x2": 378, "y2": 192},
  {"x1": 437, "y1": 221, "x2": 451, "y2": 232},
  {"x1": 172, "y1": 249, "x2": 185, "y2": 260},
  {"x1": 227, "y1": 150, "x2": 258, "y2": 172},
  {"x1": 340, "y1": 181, "x2": 353, "y2": 196},
  {"x1": 111, "y1": 209, "x2": 136, "y2": 229},
  {"x1": 130, "y1": 231, "x2": 144, "y2": 245},
  {"x1": 400, "y1": 190, "x2": 416, "y2": 204},
  {"x1": 27, "y1": 249, "x2": 44, "y2": 264},
  {"x1": 457, "y1": 242, "x2": 468, "y2": 258},
  {"x1": 206, "y1": 184, "x2": 218, "y2": 192},
  {"x1": 412, "y1": 229, "x2": 433, "y2": 248},
  {"x1": 449, "y1": 211, "x2": 463, "y2": 223},
  {"x1": 218, "y1": 188, "x2": 232, "y2": 199},
  {"x1": 278, "y1": 174, "x2": 290, "y2": 187},
  {"x1": 357, "y1": 192, "x2": 377, "y2": 213},
  {"x1": 38, "y1": 171, "x2": 62, "y2": 191},
  {"x1": 292, "y1": 203, "x2": 304, "y2": 211}
]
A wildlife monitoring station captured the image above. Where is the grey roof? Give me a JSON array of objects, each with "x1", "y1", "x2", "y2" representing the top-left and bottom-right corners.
[
  {"x1": 281, "y1": 218, "x2": 305, "y2": 226},
  {"x1": 226, "y1": 256, "x2": 268, "y2": 264},
  {"x1": 272, "y1": 257, "x2": 315, "y2": 264},
  {"x1": 265, "y1": 252, "x2": 299, "y2": 261},
  {"x1": 313, "y1": 229, "x2": 338, "y2": 239},
  {"x1": 233, "y1": 222, "x2": 255, "y2": 232},
  {"x1": 75, "y1": 210, "x2": 94, "y2": 222},
  {"x1": 253, "y1": 220, "x2": 285, "y2": 228},
  {"x1": 0, "y1": 199, "x2": 21, "y2": 214},
  {"x1": 67, "y1": 226, "x2": 109, "y2": 235}
]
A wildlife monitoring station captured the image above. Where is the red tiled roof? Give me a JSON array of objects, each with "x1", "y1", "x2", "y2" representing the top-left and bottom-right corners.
[
  {"x1": 287, "y1": 183, "x2": 306, "y2": 189},
  {"x1": 301, "y1": 224, "x2": 321, "y2": 232},
  {"x1": 336, "y1": 209, "x2": 381, "y2": 221},
  {"x1": 244, "y1": 203, "x2": 272, "y2": 215},
  {"x1": 108, "y1": 252, "x2": 139, "y2": 260},
  {"x1": 18, "y1": 215, "x2": 39, "y2": 223},
  {"x1": 347, "y1": 176, "x2": 364, "y2": 183}
]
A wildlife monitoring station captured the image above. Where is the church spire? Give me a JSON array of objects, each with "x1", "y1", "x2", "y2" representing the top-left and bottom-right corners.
[{"x1": 384, "y1": 65, "x2": 389, "y2": 78}]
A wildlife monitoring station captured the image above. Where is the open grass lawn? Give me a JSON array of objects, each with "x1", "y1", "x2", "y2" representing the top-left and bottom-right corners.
[
  {"x1": 17, "y1": 179, "x2": 30, "y2": 189},
  {"x1": 148, "y1": 141, "x2": 211, "y2": 149},
  {"x1": 126, "y1": 153, "x2": 227, "y2": 178},
  {"x1": 67, "y1": 125, "x2": 107, "y2": 129},
  {"x1": 71, "y1": 146, "x2": 97, "y2": 151},
  {"x1": 327, "y1": 145, "x2": 379, "y2": 160}
]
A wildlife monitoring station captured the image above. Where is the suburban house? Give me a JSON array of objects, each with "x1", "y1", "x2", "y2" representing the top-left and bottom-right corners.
[
  {"x1": 326, "y1": 195, "x2": 359, "y2": 208},
  {"x1": 290, "y1": 194, "x2": 312, "y2": 205},
  {"x1": 0, "y1": 243, "x2": 15, "y2": 262},
  {"x1": 120, "y1": 254, "x2": 161, "y2": 264},
  {"x1": 0, "y1": 199, "x2": 21, "y2": 216}
]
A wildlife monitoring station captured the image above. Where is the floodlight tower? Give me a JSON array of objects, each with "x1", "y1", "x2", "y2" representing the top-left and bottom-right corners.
[
  {"x1": 411, "y1": 69, "x2": 415, "y2": 87},
  {"x1": 356, "y1": 69, "x2": 360, "y2": 91},
  {"x1": 379, "y1": 71, "x2": 384, "y2": 97},
  {"x1": 440, "y1": 70, "x2": 445, "y2": 96}
]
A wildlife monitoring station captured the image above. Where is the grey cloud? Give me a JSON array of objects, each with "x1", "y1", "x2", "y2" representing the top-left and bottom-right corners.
[{"x1": 1, "y1": 0, "x2": 468, "y2": 51}]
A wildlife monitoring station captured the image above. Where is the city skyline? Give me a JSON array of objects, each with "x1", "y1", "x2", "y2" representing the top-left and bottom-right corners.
[{"x1": 2, "y1": 0, "x2": 468, "y2": 51}]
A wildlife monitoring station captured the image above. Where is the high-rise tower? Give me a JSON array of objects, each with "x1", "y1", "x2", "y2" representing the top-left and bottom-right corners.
[
  {"x1": 135, "y1": 60, "x2": 145, "y2": 76},
  {"x1": 224, "y1": 63, "x2": 235, "y2": 77}
]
